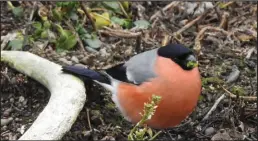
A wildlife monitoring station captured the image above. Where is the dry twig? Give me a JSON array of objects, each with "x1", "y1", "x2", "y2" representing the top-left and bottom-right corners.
[
  {"x1": 150, "y1": 1, "x2": 180, "y2": 21},
  {"x1": 194, "y1": 26, "x2": 230, "y2": 55},
  {"x1": 22, "y1": 1, "x2": 37, "y2": 49},
  {"x1": 99, "y1": 27, "x2": 142, "y2": 38},
  {"x1": 86, "y1": 108, "x2": 92, "y2": 131},
  {"x1": 222, "y1": 86, "x2": 257, "y2": 102},
  {"x1": 174, "y1": 12, "x2": 208, "y2": 36},
  {"x1": 161, "y1": 33, "x2": 170, "y2": 46},
  {"x1": 173, "y1": 2, "x2": 219, "y2": 37},
  {"x1": 64, "y1": 20, "x2": 86, "y2": 52},
  {"x1": 202, "y1": 94, "x2": 225, "y2": 121},
  {"x1": 219, "y1": 12, "x2": 229, "y2": 30},
  {"x1": 80, "y1": 2, "x2": 97, "y2": 31}
]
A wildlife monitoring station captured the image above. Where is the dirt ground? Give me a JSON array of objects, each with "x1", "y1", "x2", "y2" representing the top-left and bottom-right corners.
[{"x1": 1, "y1": 1, "x2": 257, "y2": 140}]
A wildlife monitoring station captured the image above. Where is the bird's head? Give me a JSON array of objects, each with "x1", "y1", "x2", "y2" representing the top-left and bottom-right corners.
[{"x1": 157, "y1": 44, "x2": 198, "y2": 70}]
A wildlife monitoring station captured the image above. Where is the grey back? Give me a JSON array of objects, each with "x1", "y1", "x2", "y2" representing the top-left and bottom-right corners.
[{"x1": 124, "y1": 48, "x2": 158, "y2": 84}]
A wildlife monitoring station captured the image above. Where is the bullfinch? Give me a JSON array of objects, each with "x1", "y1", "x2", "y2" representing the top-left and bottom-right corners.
[{"x1": 62, "y1": 44, "x2": 202, "y2": 129}]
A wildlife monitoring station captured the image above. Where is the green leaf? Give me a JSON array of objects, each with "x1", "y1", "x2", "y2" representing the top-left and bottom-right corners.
[
  {"x1": 76, "y1": 24, "x2": 88, "y2": 35},
  {"x1": 198, "y1": 95, "x2": 204, "y2": 101},
  {"x1": 133, "y1": 20, "x2": 150, "y2": 30},
  {"x1": 147, "y1": 128, "x2": 153, "y2": 137},
  {"x1": 12, "y1": 7, "x2": 23, "y2": 17},
  {"x1": 121, "y1": 1, "x2": 129, "y2": 11},
  {"x1": 102, "y1": 1, "x2": 122, "y2": 14},
  {"x1": 43, "y1": 21, "x2": 51, "y2": 29},
  {"x1": 84, "y1": 38, "x2": 102, "y2": 49},
  {"x1": 91, "y1": 12, "x2": 111, "y2": 29},
  {"x1": 56, "y1": 47, "x2": 67, "y2": 53},
  {"x1": 64, "y1": 34, "x2": 77, "y2": 49},
  {"x1": 40, "y1": 31, "x2": 48, "y2": 39},
  {"x1": 8, "y1": 39, "x2": 23, "y2": 50},
  {"x1": 56, "y1": 33, "x2": 77, "y2": 50},
  {"x1": 111, "y1": 16, "x2": 125, "y2": 25},
  {"x1": 32, "y1": 22, "x2": 42, "y2": 30},
  {"x1": 69, "y1": 12, "x2": 79, "y2": 21},
  {"x1": 111, "y1": 16, "x2": 132, "y2": 29},
  {"x1": 80, "y1": 33, "x2": 92, "y2": 40},
  {"x1": 52, "y1": 8, "x2": 63, "y2": 21}
]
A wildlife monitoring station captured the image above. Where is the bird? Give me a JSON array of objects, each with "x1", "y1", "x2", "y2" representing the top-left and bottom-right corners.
[{"x1": 61, "y1": 43, "x2": 202, "y2": 129}]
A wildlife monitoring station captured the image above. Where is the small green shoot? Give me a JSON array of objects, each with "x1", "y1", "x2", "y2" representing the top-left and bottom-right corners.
[
  {"x1": 7, "y1": 1, "x2": 23, "y2": 18},
  {"x1": 128, "y1": 95, "x2": 162, "y2": 140},
  {"x1": 187, "y1": 61, "x2": 198, "y2": 68}
]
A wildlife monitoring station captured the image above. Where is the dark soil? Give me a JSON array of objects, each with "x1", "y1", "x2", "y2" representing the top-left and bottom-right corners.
[{"x1": 1, "y1": 1, "x2": 257, "y2": 140}]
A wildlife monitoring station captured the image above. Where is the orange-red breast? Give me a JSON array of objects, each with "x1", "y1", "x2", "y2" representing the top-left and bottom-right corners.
[{"x1": 62, "y1": 44, "x2": 201, "y2": 129}]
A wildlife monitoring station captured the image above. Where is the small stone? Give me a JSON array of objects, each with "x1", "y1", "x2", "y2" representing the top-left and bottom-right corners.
[
  {"x1": 2, "y1": 125, "x2": 7, "y2": 130},
  {"x1": 17, "y1": 103, "x2": 22, "y2": 108},
  {"x1": 20, "y1": 125, "x2": 25, "y2": 134},
  {"x1": 226, "y1": 65, "x2": 240, "y2": 83},
  {"x1": 177, "y1": 134, "x2": 182, "y2": 140},
  {"x1": 101, "y1": 136, "x2": 115, "y2": 140},
  {"x1": 71, "y1": 56, "x2": 79, "y2": 63},
  {"x1": 3, "y1": 108, "x2": 13, "y2": 116},
  {"x1": 1, "y1": 117, "x2": 13, "y2": 126},
  {"x1": 10, "y1": 98, "x2": 14, "y2": 103},
  {"x1": 22, "y1": 99, "x2": 27, "y2": 105},
  {"x1": 15, "y1": 118, "x2": 20, "y2": 121},
  {"x1": 205, "y1": 127, "x2": 216, "y2": 136},
  {"x1": 237, "y1": 121, "x2": 244, "y2": 132},
  {"x1": 10, "y1": 77, "x2": 16, "y2": 84},
  {"x1": 77, "y1": 54, "x2": 85, "y2": 60},
  {"x1": 196, "y1": 125, "x2": 202, "y2": 131},
  {"x1": 18, "y1": 96, "x2": 25, "y2": 103},
  {"x1": 60, "y1": 52, "x2": 67, "y2": 57},
  {"x1": 74, "y1": 63, "x2": 87, "y2": 68},
  {"x1": 82, "y1": 130, "x2": 91, "y2": 137},
  {"x1": 211, "y1": 129, "x2": 232, "y2": 140},
  {"x1": 59, "y1": 58, "x2": 73, "y2": 65}
]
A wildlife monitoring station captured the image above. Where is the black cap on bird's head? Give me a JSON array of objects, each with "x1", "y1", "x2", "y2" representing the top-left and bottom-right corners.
[{"x1": 157, "y1": 44, "x2": 198, "y2": 70}]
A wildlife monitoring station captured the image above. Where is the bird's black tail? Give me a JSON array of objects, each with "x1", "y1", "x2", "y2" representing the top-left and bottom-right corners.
[{"x1": 61, "y1": 65, "x2": 111, "y2": 84}]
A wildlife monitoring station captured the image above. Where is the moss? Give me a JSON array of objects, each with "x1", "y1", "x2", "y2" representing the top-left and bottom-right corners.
[
  {"x1": 198, "y1": 95, "x2": 204, "y2": 101},
  {"x1": 231, "y1": 86, "x2": 245, "y2": 96},
  {"x1": 201, "y1": 77, "x2": 224, "y2": 86},
  {"x1": 106, "y1": 102, "x2": 116, "y2": 110}
]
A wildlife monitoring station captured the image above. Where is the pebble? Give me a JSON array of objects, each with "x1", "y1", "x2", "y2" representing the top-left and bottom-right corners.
[
  {"x1": 211, "y1": 129, "x2": 232, "y2": 140},
  {"x1": 18, "y1": 96, "x2": 25, "y2": 103},
  {"x1": 10, "y1": 77, "x2": 16, "y2": 84},
  {"x1": 15, "y1": 118, "x2": 20, "y2": 121},
  {"x1": 74, "y1": 63, "x2": 87, "y2": 68},
  {"x1": 59, "y1": 58, "x2": 73, "y2": 65},
  {"x1": 1, "y1": 117, "x2": 13, "y2": 126},
  {"x1": 20, "y1": 125, "x2": 25, "y2": 134},
  {"x1": 77, "y1": 54, "x2": 85, "y2": 60},
  {"x1": 205, "y1": 127, "x2": 216, "y2": 136},
  {"x1": 101, "y1": 136, "x2": 115, "y2": 140},
  {"x1": 71, "y1": 56, "x2": 79, "y2": 63},
  {"x1": 3, "y1": 108, "x2": 13, "y2": 116},
  {"x1": 226, "y1": 65, "x2": 240, "y2": 83},
  {"x1": 10, "y1": 98, "x2": 14, "y2": 103},
  {"x1": 60, "y1": 52, "x2": 67, "y2": 57},
  {"x1": 2, "y1": 125, "x2": 7, "y2": 130},
  {"x1": 17, "y1": 103, "x2": 22, "y2": 108},
  {"x1": 177, "y1": 135, "x2": 182, "y2": 140},
  {"x1": 22, "y1": 99, "x2": 28, "y2": 105},
  {"x1": 237, "y1": 121, "x2": 244, "y2": 132}
]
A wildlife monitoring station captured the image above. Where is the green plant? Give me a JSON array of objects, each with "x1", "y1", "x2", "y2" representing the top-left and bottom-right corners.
[
  {"x1": 128, "y1": 95, "x2": 162, "y2": 140},
  {"x1": 7, "y1": 1, "x2": 24, "y2": 18},
  {"x1": 55, "y1": 24, "x2": 77, "y2": 50}
]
